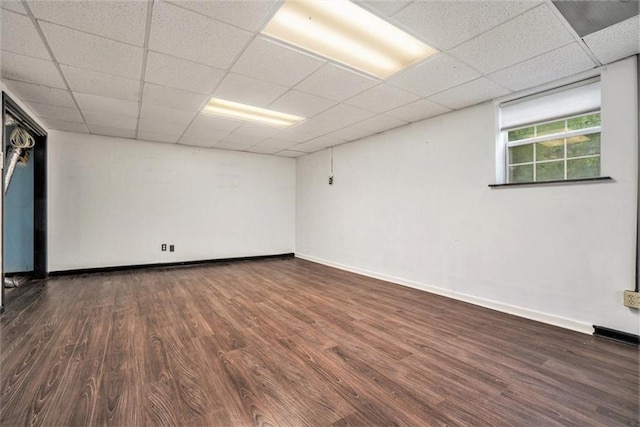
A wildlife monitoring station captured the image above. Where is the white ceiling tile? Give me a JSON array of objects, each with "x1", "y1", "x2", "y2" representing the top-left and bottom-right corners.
[
  {"x1": 307, "y1": 103, "x2": 376, "y2": 130},
  {"x1": 220, "y1": 131, "x2": 267, "y2": 146},
  {"x1": 293, "y1": 142, "x2": 331, "y2": 154},
  {"x1": 87, "y1": 124, "x2": 136, "y2": 139},
  {"x1": 428, "y1": 77, "x2": 510, "y2": 110},
  {"x1": 583, "y1": 15, "x2": 640, "y2": 65},
  {"x1": 290, "y1": 104, "x2": 375, "y2": 137},
  {"x1": 387, "y1": 54, "x2": 480, "y2": 97},
  {"x1": 394, "y1": 1, "x2": 540, "y2": 50},
  {"x1": 142, "y1": 83, "x2": 208, "y2": 112},
  {"x1": 140, "y1": 103, "x2": 195, "y2": 125},
  {"x1": 2, "y1": 1, "x2": 26, "y2": 14},
  {"x1": 385, "y1": 99, "x2": 451, "y2": 123},
  {"x1": 40, "y1": 22, "x2": 143, "y2": 79},
  {"x1": 232, "y1": 37, "x2": 325, "y2": 87},
  {"x1": 256, "y1": 138, "x2": 298, "y2": 150},
  {"x1": 297, "y1": 136, "x2": 342, "y2": 151},
  {"x1": 83, "y1": 110, "x2": 138, "y2": 130},
  {"x1": 1, "y1": 51, "x2": 65, "y2": 89},
  {"x1": 29, "y1": 0, "x2": 148, "y2": 46},
  {"x1": 353, "y1": 115, "x2": 408, "y2": 133},
  {"x1": 178, "y1": 136, "x2": 219, "y2": 148},
  {"x1": 344, "y1": 83, "x2": 420, "y2": 113},
  {"x1": 233, "y1": 122, "x2": 283, "y2": 138},
  {"x1": 145, "y1": 52, "x2": 225, "y2": 95},
  {"x1": 182, "y1": 125, "x2": 233, "y2": 140},
  {"x1": 74, "y1": 93, "x2": 140, "y2": 117},
  {"x1": 245, "y1": 145, "x2": 282, "y2": 155},
  {"x1": 138, "y1": 131, "x2": 180, "y2": 144},
  {"x1": 488, "y1": 43, "x2": 596, "y2": 92},
  {"x1": 3, "y1": 80, "x2": 75, "y2": 107},
  {"x1": 356, "y1": 0, "x2": 412, "y2": 17},
  {"x1": 327, "y1": 126, "x2": 374, "y2": 142},
  {"x1": 41, "y1": 117, "x2": 88, "y2": 133},
  {"x1": 277, "y1": 150, "x2": 306, "y2": 158},
  {"x1": 61, "y1": 65, "x2": 140, "y2": 101},
  {"x1": 149, "y1": 1, "x2": 252, "y2": 69},
  {"x1": 214, "y1": 73, "x2": 288, "y2": 107},
  {"x1": 138, "y1": 119, "x2": 188, "y2": 136},
  {"x1": 272, "y1": 126, "x2": 320, "y2": 143},
  {"x1": 1, "y1": 10, "x2": 49, "y2": 59},
  {"x1": 268, "y1": 90, "x2": 335, "y2": 118},
  {"x1": 450, "y1": 4, "x2": 574, "y2": 74},
  {"x1": 295, "y1": 63, "x2": 379, "y2": 102},
  {"x1": 213, "y1": 141, "x2": 254, "y2": 151},
  {"x1": 25, "y1": 101, "x2": 82, "y2": 122},
  {"x1": 167, "y1": 0, "x2": 280, "y2": 32},
  {"x1": 189, "y1": 113, "x2": 243, "y2": 132}
]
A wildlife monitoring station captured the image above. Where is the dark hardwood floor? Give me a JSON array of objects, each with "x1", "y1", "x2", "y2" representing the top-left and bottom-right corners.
[{"x1": 1, "y1": 258, "x2": 638, "y2": 426}]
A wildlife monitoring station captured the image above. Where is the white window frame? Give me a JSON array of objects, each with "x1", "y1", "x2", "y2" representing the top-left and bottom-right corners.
[
  {"x1": 503, "y1": 112, "x2": 602, "y2": 183},
  {"x1": 496, "y1": 78, "x2": 602, "y2": 185}
]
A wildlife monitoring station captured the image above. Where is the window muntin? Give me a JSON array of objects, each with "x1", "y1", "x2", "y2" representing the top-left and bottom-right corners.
[{"x1": 505, "y1": 112, "x2": 601, "y2": 183}]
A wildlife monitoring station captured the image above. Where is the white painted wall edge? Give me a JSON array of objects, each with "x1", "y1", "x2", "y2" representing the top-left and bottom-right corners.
[{"x1": 295, "y1": 252, "x2": 594, "y2": 335}]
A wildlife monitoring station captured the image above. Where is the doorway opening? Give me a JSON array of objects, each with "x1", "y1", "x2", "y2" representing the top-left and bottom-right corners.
[{"x1": 1, "y1": 93, "x2": 47, "y2": 312}]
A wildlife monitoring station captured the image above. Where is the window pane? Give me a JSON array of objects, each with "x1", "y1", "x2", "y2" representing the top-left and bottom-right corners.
[
  {"x1": 508, "y1": 144, "x2": 533, "y2": 164},
  {"x1": 508, "y1": 126, "x2": 534, "y2": 142},
  {"x1": 567, "y1": 133, "x2": 600, "y2": 158},
  {"x1": 509, "y1": 164, "x2": 533, "y2": 183},
  {"x1": 536, "y1": 161, "x2": 564, "y2": 181},
  {"x1": 536, "y1": 139, "x2": 564, "y2": 161},
  {"x1": 536, "y1": 120, "x2": 564, "y2": 136},
  {"x1": 568, "y1": 113, "x2": 600, "y2": 130},
  {"x1": 567, "y1": 157, "x2": 600, "y2": 179}
]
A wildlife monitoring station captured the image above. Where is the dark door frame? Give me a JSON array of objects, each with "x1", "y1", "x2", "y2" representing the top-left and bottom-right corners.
[{"x1": 1, "y1": 92, "x2": 48, "y2": 312}]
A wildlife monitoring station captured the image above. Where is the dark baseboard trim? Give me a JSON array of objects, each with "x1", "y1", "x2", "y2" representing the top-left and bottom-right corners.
[
  {"x1": 593, "y1": 325, "x2": 639, "y2": 346},
  {"x1": 49, "y1": 253, "x2": 295, "y2": 277}
]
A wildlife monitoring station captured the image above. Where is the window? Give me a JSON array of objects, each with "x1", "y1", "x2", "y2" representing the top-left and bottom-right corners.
[{"x1": 499, "y1": 80, "x2": 602, "y2": 184}]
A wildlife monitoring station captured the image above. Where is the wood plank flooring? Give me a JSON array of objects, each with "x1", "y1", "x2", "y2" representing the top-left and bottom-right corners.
[{"x1": 1, "y1": 258, "x2": 638, "y2": 426}]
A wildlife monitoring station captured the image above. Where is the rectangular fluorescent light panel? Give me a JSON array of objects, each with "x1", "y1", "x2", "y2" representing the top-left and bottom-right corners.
[
  {"x1": 202, "y1": 98, "x2": 305, "y2": 127},
  {"x1": 262, "y1": 0, "x2": 438, "y2": 79}
]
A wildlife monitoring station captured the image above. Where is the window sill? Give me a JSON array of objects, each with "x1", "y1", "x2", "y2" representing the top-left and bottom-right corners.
[{"x1": 489, "y1": 176, "x2": 613, "y2": 188}]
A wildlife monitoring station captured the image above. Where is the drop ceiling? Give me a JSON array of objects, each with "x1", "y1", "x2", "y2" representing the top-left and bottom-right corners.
[{"x1": 1, "y1": 0, "x2": 638, "y2": 158}]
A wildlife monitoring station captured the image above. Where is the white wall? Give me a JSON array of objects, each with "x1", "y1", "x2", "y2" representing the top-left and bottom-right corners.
[
  {"x1": 48, "y1": 131, "x2": 295, "y2": 271},
  {"x1": 296, "y1": 56, "x2": 639, "y2": 335}
]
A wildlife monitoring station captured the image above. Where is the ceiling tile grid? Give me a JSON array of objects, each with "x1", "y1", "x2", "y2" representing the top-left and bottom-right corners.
[
  {"x1": 449, "y1": 4, "x2": 575, "y2": 74},
  {"x1": 1, "y1": 51, "x2": 66, "y2": 89},
  {"x1": 148, "y1": 0, "x2": 252, "y2": 70},
  {"x1": 583, "y1": 15, "x2": 640, "y2": 65},
  {"x1": 39, "y1": 21, "x2": 144, "y2": 79},
  {"x1": 1, "y1": 0, "x2": 634, "y2": 157},
  {"x1": 231, "y1": 37, "x2": 326, "y2": 87},
  {"x1": 28, "y1": 0, "x2": 148, "y2": 46},
  {"x1": 214, "y1": 73, "x2": 289, "y2": 108},
  {"x1": 144, "y1": 51, "x2": 226, "y2": 95},
  {"x1": 60, "y1": 65, "x2": 142, "y2": 102},
  {"x1": 3, "y1": 80, "x2": 76, "y2": 108}
]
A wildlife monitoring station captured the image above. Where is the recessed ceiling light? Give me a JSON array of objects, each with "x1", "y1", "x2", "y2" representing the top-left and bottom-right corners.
[
  {"x1": 202, "y1": 98, "x2": 305, "y2": 127},
  {"x1": 262, "y1": 0, "x2": 438, "y2": 79}
]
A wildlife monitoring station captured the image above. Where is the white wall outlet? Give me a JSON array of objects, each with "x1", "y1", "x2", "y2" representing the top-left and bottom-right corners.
[{"x1": 623, "y1": 290, "x2": 640, "y2": 309}]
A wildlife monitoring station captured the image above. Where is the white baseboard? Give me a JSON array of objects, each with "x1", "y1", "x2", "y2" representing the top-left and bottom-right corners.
[{"x1": 295, "y1": 253, "x2": 593, "y2": 335}]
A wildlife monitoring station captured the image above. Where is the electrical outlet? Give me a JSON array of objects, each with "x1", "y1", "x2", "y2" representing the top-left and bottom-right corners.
[
  {"x1": 169, "y1": 244, "x2": 175, "y2": 252},
  {"x1": 623, "y1": 290, "x2": 640, "y2": 309},
  {"x1": 161, "y1": 244, "x2": 166, "y2": 251}
]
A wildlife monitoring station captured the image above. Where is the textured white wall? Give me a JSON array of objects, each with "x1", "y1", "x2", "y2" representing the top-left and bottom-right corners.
[
  {"x1": 296, "y1": 56, "x2": 639, "y2": 335},
  {"x1": 48, "y1": 131, "x2": 295, "y2": 271}
]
